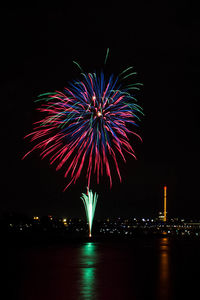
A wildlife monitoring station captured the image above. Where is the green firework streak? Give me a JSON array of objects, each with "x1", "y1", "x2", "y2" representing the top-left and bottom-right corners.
[
  {"x1": 81, "y1": 189, "x2": 98, "y2": 238},
  {"x1": 104, "y1": 48, "x2": 110, "y2": 65}
]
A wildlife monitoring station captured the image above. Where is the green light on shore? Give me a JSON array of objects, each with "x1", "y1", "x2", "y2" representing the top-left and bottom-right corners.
[{"x1": 81, "y1": 189, "x2": 98, "y2": 238}]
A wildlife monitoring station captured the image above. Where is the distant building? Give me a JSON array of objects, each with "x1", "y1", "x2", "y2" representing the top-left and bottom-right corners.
[{"x1": 158, "y1": 211, "x2": 165, "y2": 222}]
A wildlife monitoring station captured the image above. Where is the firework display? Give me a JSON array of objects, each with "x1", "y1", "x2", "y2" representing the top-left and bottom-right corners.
[
  {"x1": 23, "y1": 51, "x2": 143, "y2": 237},
  {"x1": 81, "y1": 189, "x2": 98, "y2": 237},
  {"x1": 23, "y1": 65, "x2": 143, "y2": 190}
]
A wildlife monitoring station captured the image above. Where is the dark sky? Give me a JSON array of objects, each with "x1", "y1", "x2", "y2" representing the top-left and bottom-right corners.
[{"x1": 1, "y1": 3, "x2": 199, "y2": 219}]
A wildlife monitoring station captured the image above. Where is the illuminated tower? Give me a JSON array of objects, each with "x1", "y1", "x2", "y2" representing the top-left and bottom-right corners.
[{"x1": 164, "y1": 186, "x2": 167, "y2": 222}]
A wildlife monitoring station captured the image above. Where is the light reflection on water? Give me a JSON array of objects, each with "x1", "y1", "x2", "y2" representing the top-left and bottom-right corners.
[
  {"x1": 157, "y1": 237, "x2": 171, "y2": 300},
  {"x1": 8, "y1": 237, "x2": 200, "y2": 300},
  {"x1": 78, "y1": 242, "x2": 98, "y2": 300}
]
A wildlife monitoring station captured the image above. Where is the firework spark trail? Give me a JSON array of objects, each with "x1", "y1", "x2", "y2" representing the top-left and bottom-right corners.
[
  {"x1": 23, "y1": 67, "x2": 143, "y2": 190},
  {"x1": 81, "y1": 189, "x2": 98, "y2": 238}
]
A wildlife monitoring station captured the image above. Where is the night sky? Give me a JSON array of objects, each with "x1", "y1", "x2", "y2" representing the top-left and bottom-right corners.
[{"x1": 1, "y1": 3, "x2": 199, "y2": 219}]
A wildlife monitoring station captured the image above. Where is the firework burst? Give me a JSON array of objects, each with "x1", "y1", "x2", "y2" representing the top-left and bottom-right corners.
[{"x1": 23, "y1": 63, "x2": 143, "y2": 190}]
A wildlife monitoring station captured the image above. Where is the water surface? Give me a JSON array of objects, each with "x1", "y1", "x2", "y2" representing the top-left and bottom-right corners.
[{"x1": 6, "y1": 237, "x2": 200, "y2": 299}]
